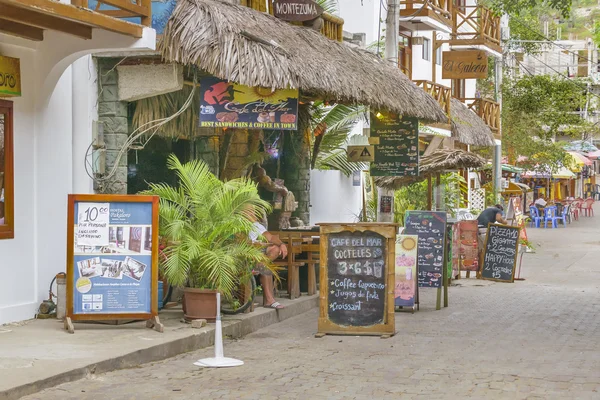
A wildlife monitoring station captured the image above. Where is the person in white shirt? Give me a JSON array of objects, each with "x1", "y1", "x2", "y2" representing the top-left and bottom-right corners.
[
  {"x1": 247, "y1": 208, "x2": 288, "y2": 309},
  {"x1": 534, "y1": 197, "x2": 547, "y2": 207}
]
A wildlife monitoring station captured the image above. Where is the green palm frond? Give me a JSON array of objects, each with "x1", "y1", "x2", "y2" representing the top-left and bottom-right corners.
[
  {"x1": 143, "y1": 154, "x2": 275, "y2": 294},
  {"x1": 314, "y1": 0, "x2": 338, "y2": 14},
  {"x1": 316, "y1": 148, "x2": 369, "y2": 176}
]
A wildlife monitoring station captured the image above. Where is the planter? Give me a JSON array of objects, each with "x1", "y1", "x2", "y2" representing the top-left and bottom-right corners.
[{"x1": 183, "y1": 288, "x2": 218, "y2": 322}]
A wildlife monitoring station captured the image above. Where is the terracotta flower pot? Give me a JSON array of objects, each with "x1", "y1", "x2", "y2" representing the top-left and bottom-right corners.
[{"x1": 183, "y1": 288, "x2": 217, "y2": 322}]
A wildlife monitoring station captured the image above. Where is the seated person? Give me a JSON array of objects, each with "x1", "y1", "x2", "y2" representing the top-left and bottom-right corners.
[
  {"x1": 246, "y1": 207, "x2": 288, "y2": 310},
  {"x1": 534, "y1": 197, "x2": 547, "y2": 211}
]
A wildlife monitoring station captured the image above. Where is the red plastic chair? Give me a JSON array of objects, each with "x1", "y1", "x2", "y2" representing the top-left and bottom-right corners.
[{"x1": 581, "y1": 198, "x2": 595, "y2": 217}]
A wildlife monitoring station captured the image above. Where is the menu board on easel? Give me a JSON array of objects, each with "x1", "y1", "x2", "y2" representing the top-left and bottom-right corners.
[
  {"x1": 65, "y1": 194, "x2": 162, "y2": 334},
  {"x1": 404, "y1": 211, "x2": 447, "y2": 288},
  {"x1": 404, "y1": 211, "x2": 448, "y2": 310},
  {"x1": 317, "y1": 223, "x2": 397, "y2": 337},
  {"x1": 394, "y1": 235, "x2": 418, "y2": 311},
  {"x1": 452, "y1": 220, "x2": 479, "y2": 276},
  {"x1": 481, "y1": 224, "x2": 520, "y2": 283}
]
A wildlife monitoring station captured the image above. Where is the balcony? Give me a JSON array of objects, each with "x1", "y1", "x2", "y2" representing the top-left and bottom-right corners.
[
  {"x1": 0, "y1": 0, "x2": 149, "y2": 41},
  {"x1": 400, "y1": 0, "x2": 453, "y2": 32},
  {"x1": 450, "y1": 4, "x2": 501, "y2": 55},
  {"x1": 415, "y1": 80, "x2": 451, "y2": 116},
  {"x1": 241, "y1": 0, "x2": 344, "y2": 42},
  {"x1": 461, "y1": 97, "x2": 500, "y2": 138}
]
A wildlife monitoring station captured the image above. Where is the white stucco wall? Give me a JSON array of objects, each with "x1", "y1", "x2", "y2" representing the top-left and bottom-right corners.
[
  {"x1": 0, "y1": 42, "x2": 37, "y2": 323},
  {"x1": 0, "y1": 27, "x2": 154, "y2": 324},
  {"x1": 310, "y1": 170, "x2": 363, "y2": 225},
  {"x1": 338, "y1": 0, "x2": 381, "y2": 45}
]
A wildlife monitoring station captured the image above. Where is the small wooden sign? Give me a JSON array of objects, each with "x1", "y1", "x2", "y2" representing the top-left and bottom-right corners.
[
  {"x1": 480, "y1": 223, "x2": 520, "y2": 283},
  {"x1": 442, "y1": 50, "x2": 488, "y2": 79},
  {"x1": 317, "y1": 223, "x2": 397, "y2": 337},
  {"x1": 347, "y1": 145, "x2": 375, "y2": 162},
  {"x1": 0, "y1": 56, "x2": 21, "y2": 97},
  {"x1": 273, "y1": 0, "x2": 324, "y2": 22}
]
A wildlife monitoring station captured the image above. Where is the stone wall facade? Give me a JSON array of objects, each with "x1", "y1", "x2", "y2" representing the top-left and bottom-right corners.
[
  {"x1": 282, "y1": 131, "x2": 311, "y2": 224},
  {"x1": 96, "y1": 57, "x2": 129, "y2": 194}
]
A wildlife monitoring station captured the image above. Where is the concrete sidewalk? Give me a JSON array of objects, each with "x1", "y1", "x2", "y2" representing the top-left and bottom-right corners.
[{"x1": 0, "y1": 294, "x2": 318, "y2": 400}]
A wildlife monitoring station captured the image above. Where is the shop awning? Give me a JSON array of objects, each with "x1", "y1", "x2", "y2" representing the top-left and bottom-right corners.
[
  {"x1": 522, "y1": 166, "x2": 576, "y2": 179},
  {"x1": 564, "y1": 140, "x2": 599, "y2": 153},
  {"x1": 586, "y1": 150, "x2": 600, "y2": 160},
  {"x1": 567, "y1": 151, "x2": 592, "y2": 172},
  {"x1": 449, "y1": 98, "x2": 495, "y2": 146},
  {"x1": 159, "y1": 0, "x2": 448, "y2": 122}
]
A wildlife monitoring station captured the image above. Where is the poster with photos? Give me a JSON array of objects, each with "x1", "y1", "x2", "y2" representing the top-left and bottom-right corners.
[{"x1": 72, "y1": 200, "x2": 154, "y2": 315}]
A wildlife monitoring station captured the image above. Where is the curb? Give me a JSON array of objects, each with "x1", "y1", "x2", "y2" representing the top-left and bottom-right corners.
[{"x1": 0, "y1": 295, "x2": 318, "y2": 400}]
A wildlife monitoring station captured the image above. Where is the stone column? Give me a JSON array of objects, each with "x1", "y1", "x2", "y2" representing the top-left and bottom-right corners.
[
  {"x1": 282, "y1": 131, "x2": 311, "y2": 224},
  {"x1": 96, "y1": 57, "x2": 129, "y2": 194}
]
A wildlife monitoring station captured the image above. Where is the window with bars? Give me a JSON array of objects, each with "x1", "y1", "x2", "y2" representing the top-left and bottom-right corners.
[{"x1": 422, "y1": 38, "x2": 430, "y2": 61}]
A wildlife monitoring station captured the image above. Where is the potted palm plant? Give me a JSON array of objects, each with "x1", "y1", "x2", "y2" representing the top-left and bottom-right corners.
[{"x1": 145, "y1": 155, "x2": 273, "y2": 321}]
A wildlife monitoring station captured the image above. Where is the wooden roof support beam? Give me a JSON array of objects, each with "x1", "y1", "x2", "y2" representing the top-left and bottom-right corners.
[
  {"x1": 0, "y1": 4, "x2": 92, "y2": 39},
  {"x1": 0, "y1": 0, "x2": 143, "y2": 38},
  {"x1": 0, "y1": 18, "x2": 44, "y2": 40}
]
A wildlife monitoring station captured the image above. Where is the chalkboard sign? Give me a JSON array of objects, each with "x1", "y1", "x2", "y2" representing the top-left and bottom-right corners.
[
  {"x1": 481, "y1": 224, "x2": 520, "y2": 283},
  {"x1": 404, "y1": 211, "x2": 447, "y2": 288},
  {"x1": 327, "y1": 231, "x2": 386, "y2": 326},
  {"x1": 318, "y1": 223, "x2": 397, "y2": 337},
  {"x1": 65, "y1": 194, "x2": 162, "y2": 333},
  {"x1": 370, "y1": 113, "x2": 419, "y2": 177}
]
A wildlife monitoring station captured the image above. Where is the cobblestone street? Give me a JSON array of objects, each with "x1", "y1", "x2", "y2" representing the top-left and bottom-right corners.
[{"x1": 25, "y1": 214, "x2": 600, "y2": 399}]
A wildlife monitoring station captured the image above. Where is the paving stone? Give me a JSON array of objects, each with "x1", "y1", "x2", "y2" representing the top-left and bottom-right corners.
[{"x1": 22, "y1": 207, "x2": 600, "y2": 399}]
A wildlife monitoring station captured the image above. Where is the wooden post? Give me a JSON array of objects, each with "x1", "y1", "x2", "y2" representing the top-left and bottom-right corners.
[
  {"x1": 435, "y1": 173, "x2": 442, "y2": 211},
  {"x1": 427, "y1": 176, "x2": 433, "y2": 211}
]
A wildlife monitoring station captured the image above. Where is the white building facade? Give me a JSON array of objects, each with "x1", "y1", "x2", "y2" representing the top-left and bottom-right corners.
[{"x1": 0, "y1": 1, "x2": 155, "y2": 325}]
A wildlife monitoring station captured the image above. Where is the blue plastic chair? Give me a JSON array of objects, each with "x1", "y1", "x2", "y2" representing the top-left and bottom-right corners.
[
  {"x1": 543, "y1": 207, "x2": 557, "y2": 228},
  {"x1": 529, "y1": 207, "x2": 541, "y2": 228},
  {"x1": 551, "y1": 204, "x2": 569, "y2": 228}
]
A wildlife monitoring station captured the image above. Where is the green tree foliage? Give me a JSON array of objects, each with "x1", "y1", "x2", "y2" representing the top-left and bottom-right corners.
[
  {"x1": 489, "y1": 0, "x2": 572, "y2": 18},
  {"x1": 143, "y1": 155, "x2": 274, "y2": 294},
  {"x1": 502, "y1": 74, "x2": 595, "y2": 170}
]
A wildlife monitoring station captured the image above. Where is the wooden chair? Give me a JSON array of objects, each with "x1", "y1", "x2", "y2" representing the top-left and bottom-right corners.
[
  {"x1": 272, "y1": 232, "x2": 305, "y2": 299},
  {"x1": 295, "y1": 240, "x2": 319, "y2": 296}
]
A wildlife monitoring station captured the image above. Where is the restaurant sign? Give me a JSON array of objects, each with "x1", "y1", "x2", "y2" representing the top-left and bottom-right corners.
[
  {"x1": 199, "y1": 77, "x2": 298, "y2": 130},
  {"x1": 0, "y1": 56, "x2": 21, "y2": 97},
  {"x1": 442, "y1": 50, "x2": 488, "y2": 79},
  {"x1": 273, "y1": 0, "x2": 324, "y2": 22}
]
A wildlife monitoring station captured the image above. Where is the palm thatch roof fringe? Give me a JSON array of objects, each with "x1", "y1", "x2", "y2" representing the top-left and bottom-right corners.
[
  {"x1": 160, "y1": 0, "x2": 447, "y2": 122},
  {"x1": 450, "y1": 98, "x2": 495, "y2": 147},
  {"x1": 374, "y1": 149, "x2": 487, "y2": 189}
]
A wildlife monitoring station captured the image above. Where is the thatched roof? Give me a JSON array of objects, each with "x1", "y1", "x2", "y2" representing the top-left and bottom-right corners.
[
  {"x1": 159, "y1": 0, "x2": 447, "y2": 122},
  {"x1": 374, "y1": 149, "x2": 487, "y2": 189},
  {"x1": 450, "y1": 98, "x2": 495, "y2": 146}
]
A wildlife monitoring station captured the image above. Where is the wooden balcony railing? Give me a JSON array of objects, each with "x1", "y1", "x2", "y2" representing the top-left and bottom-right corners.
[
  {"x1": 452, "y1": 5, "x2": 501, "y2": 53},
  {"x1": 415, "y1": 80, "x2": 451, "y2": 115},
  {"x1": 461, "y1": 97, "x2": 500, "y2": 135},
  {"x1": 401, "y1": 0, "x2": 452, "y2": 25},
  {"x1": 76, "y1": 0, "x2": 151, "y2": 27},
  {"x1": 241, "y1": 0, "x2": 344, "y2": 41}
]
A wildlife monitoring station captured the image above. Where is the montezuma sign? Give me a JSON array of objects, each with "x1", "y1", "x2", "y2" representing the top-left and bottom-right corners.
[
  {"x1": 442, "y1": 51, "x2": 488, "y2": 79},
  {"x1": 0, "y1": 56, "x2": 21, "y2": 97},
  {"x1": 273, "y1": 0, "x2": 324, "y2": 22}
]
